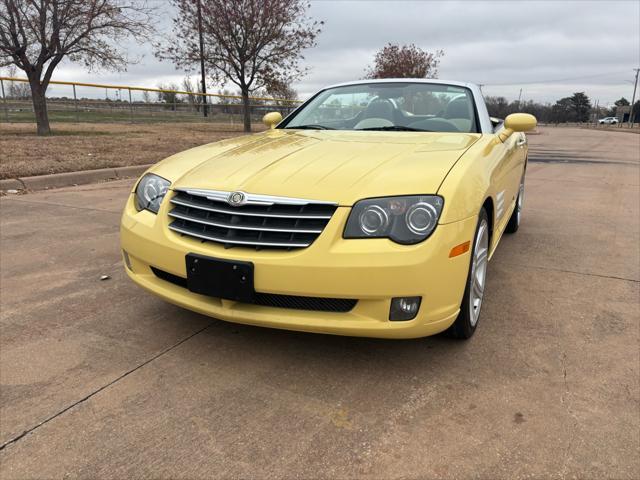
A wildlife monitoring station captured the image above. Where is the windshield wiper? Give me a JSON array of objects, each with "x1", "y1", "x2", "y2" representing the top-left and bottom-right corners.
[
  {"x1": 285, "y1": 124, "x2": 335, "y2": 130},
  {"x1": 356, "y1": 125, "x2": 430, "y2": 132}
]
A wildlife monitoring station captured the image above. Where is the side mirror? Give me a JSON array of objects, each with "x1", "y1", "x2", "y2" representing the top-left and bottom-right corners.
[
  {"x1": 499, "y1": 113, "x2": 537, "y2": 141},
  {"x1": 263, "y1": 111, "x2": 283, "y2": 129},
  {"x1": 504, "y1": 113, "x2": 537, "y2": 132}
]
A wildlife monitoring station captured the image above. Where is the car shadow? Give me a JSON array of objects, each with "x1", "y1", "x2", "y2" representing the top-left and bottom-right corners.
[{"x1": 164, "y1": 302, "x2": 469, "y2": 379}]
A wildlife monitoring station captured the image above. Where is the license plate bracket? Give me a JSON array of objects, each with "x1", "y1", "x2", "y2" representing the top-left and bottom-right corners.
[{"x1": 186, "y1": 254, "x2": 255, "y2": 303}]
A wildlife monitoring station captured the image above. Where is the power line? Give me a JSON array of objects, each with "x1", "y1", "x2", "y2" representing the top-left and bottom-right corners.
[{"x1": 483, "y1": 70, "x2": 631, "y2": 87}]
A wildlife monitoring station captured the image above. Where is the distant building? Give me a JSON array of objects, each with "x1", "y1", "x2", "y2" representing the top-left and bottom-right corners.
[{"x1": 615, "y1": 105, "x2": 631, "y2": 122}]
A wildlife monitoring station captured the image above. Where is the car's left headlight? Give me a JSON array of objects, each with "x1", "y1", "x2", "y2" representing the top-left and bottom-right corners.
[
  {"x1": 344, "y1": 195, "x2": 444, "y2": 244},
  {"x1": 134, "y1": 173, "x2": 171, "y2": 214}
]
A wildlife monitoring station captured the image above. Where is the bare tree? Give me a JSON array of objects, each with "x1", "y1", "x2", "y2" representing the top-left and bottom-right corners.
[
  {"x1": 216, "y1": 88, "x2": 241, "y2": 104},
  {"x1": 141, "y1": 90, "x2": 152, "y2": 103},
  {"x1": 484, "y1": 96, "x2": 511, "y2": 119},
  {"x1": 156, "y1": 82, "x2": 182, "y2": 110},
  {"x1": 264, "y1": 78, "x2": 298, "y2": 106},
  {"x1": 216, "y1": 88, "x2": 241, "y2": 116},
  {"x1": 8, "y1": 79, "x2": 29, "y2": 98},
  {"x1": 365, "y1": 43, "x2": 443, "y2": 80},
  {"x1": 182, "y1": 75, "x2": 203, "y2": 112},
  {"x1": 0, "y1": 0, "x2": 153, "y2": 135},
  {"x1": 157, "y1": 0, "x2": 322, "y2": 132},
  {"x1": 4, "y1": 64, "x2": 30, "y2": 97}
]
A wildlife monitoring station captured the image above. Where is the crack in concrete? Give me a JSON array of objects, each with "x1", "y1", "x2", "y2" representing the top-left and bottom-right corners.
[
  {"x1": 1, "y1": 197, "x2": 122, "y2": 215},
  {"x1": 529, "y1": 157, "x2": 633, "y2": 166},
  {"x1": 559, "y1": 351, "x2": 581, "y2": 480},
  {"x1": 0, "y1": 322, "x2": 213, "y2": 452},
  {"x1": 501, "y1": 262, "x2": 639, "y2": 284}
]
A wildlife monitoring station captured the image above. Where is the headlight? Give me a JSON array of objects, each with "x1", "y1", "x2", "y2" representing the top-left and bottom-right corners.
[
  {"x1": 344, "y1": 195, "x2": 443, "y2": 244},
  {"x1": 134, "y1": 173, "x2": 171, "y2": 214}
]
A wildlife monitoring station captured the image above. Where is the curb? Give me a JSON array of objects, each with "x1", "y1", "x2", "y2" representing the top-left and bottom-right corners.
[{"x1": 0, "y1": 164, "x2": 152, "y2": 192}]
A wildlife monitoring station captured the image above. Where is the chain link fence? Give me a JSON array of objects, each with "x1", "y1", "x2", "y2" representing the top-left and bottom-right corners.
[{"x1": 0, "y1": 77, "x2": 301, "y2": 125}]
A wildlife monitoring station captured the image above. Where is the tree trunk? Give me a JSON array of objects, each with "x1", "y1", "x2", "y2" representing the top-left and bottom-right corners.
[
  {"x1": 29, "y1": 79, "x2": 51, "y2": 136},
  {"x1": 241, "y1": 88, "x2": 251, "y2": 133}
]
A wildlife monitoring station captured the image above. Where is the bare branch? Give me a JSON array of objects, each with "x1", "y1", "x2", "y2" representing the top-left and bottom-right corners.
[
  {"x1": 0, "y1": 0, "x2": 156, "y2": 134},
  {"x1": 365, "y1": 43, "x2": 444, "y2": 80},
  {"x1": 156, "y1": 0, "x2": 322, "y2": 131}
]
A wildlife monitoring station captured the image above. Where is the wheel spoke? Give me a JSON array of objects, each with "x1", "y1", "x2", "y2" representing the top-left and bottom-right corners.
[
  {"x1": 475, "y1": 248, "x2": 488, "y2": 265},
  {"x1": 517, "y1": 180, "x2": 525, "y2": 221},
  {"x1": 473, "y1": 277, "x2": 483, "y2": 298}
]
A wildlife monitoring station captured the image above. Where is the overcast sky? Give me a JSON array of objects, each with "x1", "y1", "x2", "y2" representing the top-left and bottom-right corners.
[{"x1": 15, "y1": 0, "x2": 640, "y2": 106}]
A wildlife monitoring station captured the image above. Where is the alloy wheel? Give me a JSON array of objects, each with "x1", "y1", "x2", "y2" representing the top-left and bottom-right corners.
[
  {"x1": 516, "y1": 179, "x2": 525, "y2": 225},
  {"x1": 469, "y1": 219, "x2": 489, "y2": 327}
]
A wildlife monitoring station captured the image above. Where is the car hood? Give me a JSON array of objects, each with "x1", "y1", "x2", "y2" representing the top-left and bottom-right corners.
[{"x1": 158, "y1": 130, "x2": 480, "y2": 206}]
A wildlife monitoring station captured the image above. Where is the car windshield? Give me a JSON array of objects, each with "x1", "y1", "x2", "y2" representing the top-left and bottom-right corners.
[{"x1": 282, "y1": 82, "x2": 478, "y2": 133}]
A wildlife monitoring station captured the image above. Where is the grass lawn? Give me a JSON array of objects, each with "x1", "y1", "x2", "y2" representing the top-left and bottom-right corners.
[
  {"x1": 3, "y1": 108, "x2": 261, "y2": 124},
  {"x1": 0, "y1": 122, "x2": 263, "y2": 179}
]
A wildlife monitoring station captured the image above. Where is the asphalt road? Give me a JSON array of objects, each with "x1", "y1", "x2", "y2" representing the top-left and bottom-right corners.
[{"x1": 1, "y1": 127, "x2": 638, "y2": 479}]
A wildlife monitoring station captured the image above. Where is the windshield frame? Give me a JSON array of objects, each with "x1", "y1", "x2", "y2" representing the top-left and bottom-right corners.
[{"x1": 278, "y1": 81, "x2": 483, "y2": 134}]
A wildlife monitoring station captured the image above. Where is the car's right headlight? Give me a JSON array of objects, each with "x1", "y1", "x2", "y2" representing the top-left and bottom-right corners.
[
  {"x1": 134, "y1": 173, "x2": 171, "y2": 214},
  {"x1": 343, "y1": 195, "x2": 444, "y2": 244}
]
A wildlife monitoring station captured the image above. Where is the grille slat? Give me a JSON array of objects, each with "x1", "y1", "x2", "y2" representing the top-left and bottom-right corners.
[
  {"x1": 169, "y1": 223, "x2": 312, "y2": 248},
  {"x1": 168, "y1": 189, "x2": 337, "y2": 250},
  {"x1": 253, "y1": 293, "x2": 357, "y2": 312},
  {"x1": 168, "y1": 211, "x2": 323, "y2": 234},
  {"x1": 170, "y1": 197, "x2": 334, "y2": 219}
]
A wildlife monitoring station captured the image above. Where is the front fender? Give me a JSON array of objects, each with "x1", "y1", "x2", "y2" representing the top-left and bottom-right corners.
[{"x1": 437, "y1": 135, "x2": 503, "y2": 224}]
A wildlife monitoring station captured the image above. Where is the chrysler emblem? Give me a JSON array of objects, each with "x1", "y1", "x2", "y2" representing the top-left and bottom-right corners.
[{"x1": 227, "y1": 191, "x2": 246, "y2": 207}]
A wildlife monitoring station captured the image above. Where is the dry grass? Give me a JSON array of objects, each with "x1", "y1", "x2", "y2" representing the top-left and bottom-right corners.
[{"x1": 0, "y1": 122, "x2": 263, "y2": 179}]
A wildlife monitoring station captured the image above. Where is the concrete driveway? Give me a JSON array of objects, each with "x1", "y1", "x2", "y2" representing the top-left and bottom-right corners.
[{"x1": 1, "y1": 127, "x2": 638, "y2": 479}]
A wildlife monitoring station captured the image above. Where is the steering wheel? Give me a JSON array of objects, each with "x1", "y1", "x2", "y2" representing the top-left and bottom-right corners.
[
  {"x1": 407, "y1": 118, "x2": 461, "y2": 132},
  {"x1": 362, "y1": 98, "x2": 396, "y2": 121}
]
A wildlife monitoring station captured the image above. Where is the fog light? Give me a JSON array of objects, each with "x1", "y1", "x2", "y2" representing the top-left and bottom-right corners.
[
  {"x1": 122, "y1": 250, "x2": 132, "y2": 271},
  {"x1": 389, "y1": 296, "x2": 422, "y2": 321}
]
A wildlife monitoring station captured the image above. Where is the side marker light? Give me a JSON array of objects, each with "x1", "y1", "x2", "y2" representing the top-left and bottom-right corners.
[{"x1": 449, "y1": 241, "x2": 471, "y2": 258}]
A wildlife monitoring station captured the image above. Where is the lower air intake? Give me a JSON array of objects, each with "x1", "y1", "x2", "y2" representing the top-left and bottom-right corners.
[{"x1": 150, "y1": 267, "x2": 357, "y2": 313}]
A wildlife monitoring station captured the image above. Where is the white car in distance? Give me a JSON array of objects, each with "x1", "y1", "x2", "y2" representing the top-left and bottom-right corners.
[{"x1": 599, "y1": 117, "x2": 619, "y2": 125}]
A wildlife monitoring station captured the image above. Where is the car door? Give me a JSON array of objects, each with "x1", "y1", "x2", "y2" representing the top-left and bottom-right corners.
[{"x1": 492, "y1": 129, "x2": 525, "y2": 236}]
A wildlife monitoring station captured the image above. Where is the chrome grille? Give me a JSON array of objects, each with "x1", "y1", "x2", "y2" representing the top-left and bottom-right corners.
[{"x1": 168, "y1": 188, "x2": 337, "y2": 250}]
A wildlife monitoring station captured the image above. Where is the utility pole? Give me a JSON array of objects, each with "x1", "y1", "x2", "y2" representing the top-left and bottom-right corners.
[
  {"x1": 1, "y1": 79, "x2": 8, "y2": 123},
  {"x1": 517, "y1": 88, "x2": 523, "y2": 109},
  {"x1": 628, "y1": 68, "x2": 639, "y2": 128},
  {"x1": 197, "y1": 0, "x2": 208, "y2": 117},
  {"x1": 73, "y1": 84, "x2": 79, "y2": 122}
]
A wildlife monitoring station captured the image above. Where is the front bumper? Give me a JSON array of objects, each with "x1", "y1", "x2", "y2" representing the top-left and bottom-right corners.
[{"x1": 120, "y1": 193, "x2": 477, "y2": 339}]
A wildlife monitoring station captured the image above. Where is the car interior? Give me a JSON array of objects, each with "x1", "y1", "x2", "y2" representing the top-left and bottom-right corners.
[{"x1": 283, "y1": 85, "x2": 480, "y2": 133}]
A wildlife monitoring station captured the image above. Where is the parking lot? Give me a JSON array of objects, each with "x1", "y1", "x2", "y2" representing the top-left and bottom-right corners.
[{"x1": 1, "y1": 127, "x2": 638, "y2": 478}]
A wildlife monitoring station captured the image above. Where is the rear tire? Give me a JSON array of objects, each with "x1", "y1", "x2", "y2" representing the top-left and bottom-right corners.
[
  {"x1": 447, "y1": 208, "x2": 490, "y2": 339},
  {"x1": 505, "y1": 175, "x2": 525, "y2": 234}
]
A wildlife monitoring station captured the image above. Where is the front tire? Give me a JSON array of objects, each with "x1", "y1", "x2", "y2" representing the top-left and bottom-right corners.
[
  {"x1": 505, "y1": 175, "x2": 525, "y2": 234},
  {"x1": 447, "y1": 208, "x2": 490, "y2": 339}
]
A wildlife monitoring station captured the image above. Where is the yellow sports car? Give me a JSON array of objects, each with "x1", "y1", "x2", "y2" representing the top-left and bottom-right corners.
[{"x1": 121, "y1": 80, "x2": 536, "y2": 339}]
